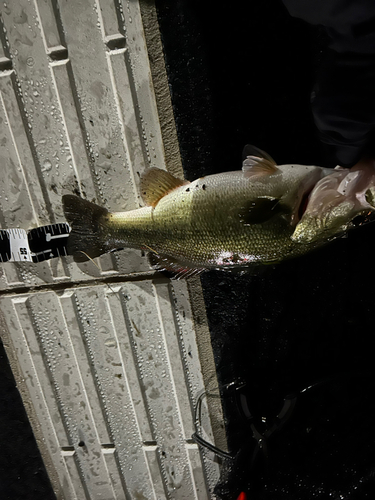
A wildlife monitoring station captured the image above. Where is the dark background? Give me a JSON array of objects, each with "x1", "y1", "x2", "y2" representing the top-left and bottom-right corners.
[
  {"x1": 2, "y1": 1, "x2": 375, "y2": 499},
  {"x1": 156, "y1": 1, "x2": 375, "y2": 499}
]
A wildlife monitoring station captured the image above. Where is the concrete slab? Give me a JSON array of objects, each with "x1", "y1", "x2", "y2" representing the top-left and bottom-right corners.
[{"x1": 0, "y1": 1, "x2": 224, "y2": 498}]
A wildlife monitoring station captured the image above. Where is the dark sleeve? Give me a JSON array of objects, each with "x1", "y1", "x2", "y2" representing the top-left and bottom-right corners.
[{"x1": 282, "y1": 0, "x2": 375, "y2": 167}]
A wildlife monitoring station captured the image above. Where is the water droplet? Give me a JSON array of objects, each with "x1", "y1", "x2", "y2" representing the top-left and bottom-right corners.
[
  {"x1": 42, "y1": 160, "x2": 52, "y2": 172},
  {"x1": 104, "y1": 338, "x2": 117, "y2": 348}
]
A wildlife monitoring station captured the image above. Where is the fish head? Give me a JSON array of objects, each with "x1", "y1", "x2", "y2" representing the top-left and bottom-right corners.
[
  {"x1": 291, "y1": 159, "x2": 375, "y2": 244},
  {"x1": 242, "y1": 147, "x2": 334, "y2": 227}
]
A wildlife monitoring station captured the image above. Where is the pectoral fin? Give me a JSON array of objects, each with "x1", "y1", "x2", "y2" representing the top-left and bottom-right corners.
[{"x1": 140, "y1": 168, "x2": 188, "y2": 207}]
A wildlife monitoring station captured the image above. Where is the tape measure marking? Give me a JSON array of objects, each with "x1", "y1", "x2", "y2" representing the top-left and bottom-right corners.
[
  {"x1": 28, "y1": 223, "x2": 71, "y2": 263},
  {"x1": 8, "y1": 228, "x2": 33, "y2": 262},
  {"x1": 0, "y1": 224, "x2": 71, "y2": 263}
]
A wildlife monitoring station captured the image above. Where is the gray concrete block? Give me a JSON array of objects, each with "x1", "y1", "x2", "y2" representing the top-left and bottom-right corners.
[{"x1": 0, "y1": 1, "x2": 224, "y2": 498}]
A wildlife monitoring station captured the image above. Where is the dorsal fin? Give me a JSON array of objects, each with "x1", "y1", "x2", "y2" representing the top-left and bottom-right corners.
[
  {"x1": 242, "y1": 156, "x2": 279, "y2": 177},
  {"x1": 140, "y1": 167, "x2": 188, "y2": 206},
  {"x1": 242, "y1": 144, "x2": 278, "y2": 178},
  {"x1": 242, "y1": 144, "x2": 276, "y2": 164}
]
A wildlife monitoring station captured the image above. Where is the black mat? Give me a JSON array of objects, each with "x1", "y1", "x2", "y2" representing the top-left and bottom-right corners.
[{"x1": 156, "y1": 1, "x2": 375, "y2": 498}]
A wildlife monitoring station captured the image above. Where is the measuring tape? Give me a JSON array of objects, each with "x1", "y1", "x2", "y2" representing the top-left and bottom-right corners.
[{"x1": 0, "y1": 223, "x2": 71, "y2": 263}]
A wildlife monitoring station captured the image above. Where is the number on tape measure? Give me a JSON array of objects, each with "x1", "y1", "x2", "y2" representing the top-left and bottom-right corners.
[
  {"x1": 8, "y1": 228, "x2": 33, "y2": 262},
  {"x1": 0, "y1": 223, "x2": 71, "y2": 263}
]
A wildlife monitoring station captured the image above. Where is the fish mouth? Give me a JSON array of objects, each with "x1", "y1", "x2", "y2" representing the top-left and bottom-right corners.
[{"x1": 292, "y1": 165, "x2": 375, "y2": 244}]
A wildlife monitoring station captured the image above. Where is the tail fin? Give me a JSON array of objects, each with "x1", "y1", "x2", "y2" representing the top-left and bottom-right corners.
[{"x1": 62, "y1": 195, "x2": 109, "y2": 262}]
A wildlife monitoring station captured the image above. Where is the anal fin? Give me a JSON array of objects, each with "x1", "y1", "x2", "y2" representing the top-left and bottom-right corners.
[{"x1": 148, "y1": 252, "x2": 205, "y2": 280}]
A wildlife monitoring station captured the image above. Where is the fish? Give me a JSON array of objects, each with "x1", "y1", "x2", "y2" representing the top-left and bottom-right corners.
[{"x1": 62, "y1": 146, "x2": 375, "y2": 278}]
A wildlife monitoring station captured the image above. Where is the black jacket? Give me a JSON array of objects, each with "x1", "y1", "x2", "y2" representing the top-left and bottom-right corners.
[{"x1": 283, "y1": 0, "x2": 375, "y2": 167}]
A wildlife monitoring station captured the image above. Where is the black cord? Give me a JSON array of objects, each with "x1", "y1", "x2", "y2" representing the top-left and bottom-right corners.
[{"x1": 192, "y1": 390, "x2": 235, "y2": 460}]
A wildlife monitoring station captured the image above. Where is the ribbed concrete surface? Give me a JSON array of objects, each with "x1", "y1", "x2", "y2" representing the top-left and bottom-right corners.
[
  {"x1": 1, "y1": 279, "x2": 218, "y2": 499},
  {"x1": 0, "y1": 1, "x2": 222, "y2": 498}
]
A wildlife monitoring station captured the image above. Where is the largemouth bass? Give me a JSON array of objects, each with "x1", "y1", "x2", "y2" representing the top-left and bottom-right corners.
[{"x1": 62, "y1": 146, "x2": 375, "y2": 277}]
